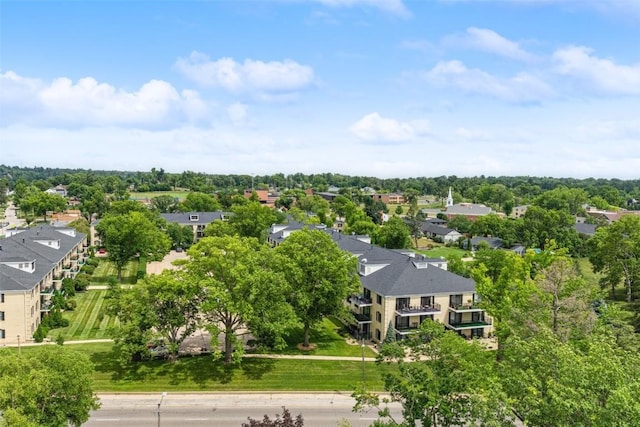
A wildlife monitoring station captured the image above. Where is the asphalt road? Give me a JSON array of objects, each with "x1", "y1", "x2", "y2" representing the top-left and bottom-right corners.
[{"x1": 83, "y1": 393, "x2": 402, "y2": 427}]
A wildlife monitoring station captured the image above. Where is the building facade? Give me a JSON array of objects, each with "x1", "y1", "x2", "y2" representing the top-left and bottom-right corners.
[{"x1": 0, "y1": 224, "x2": 88, "y2": 345}]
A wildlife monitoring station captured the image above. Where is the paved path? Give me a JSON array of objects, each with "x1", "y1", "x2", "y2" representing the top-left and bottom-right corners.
[{"x1": 0, "y1": 201, "x2": 24, "y2": 236}]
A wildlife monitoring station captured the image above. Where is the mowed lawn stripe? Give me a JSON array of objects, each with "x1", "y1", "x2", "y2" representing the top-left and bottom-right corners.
[
  {"x1": 67, "y1": 291, "x2": 99, "y2": 338},
  {"x1": 79, "y1": 291, "x2": 106, "y2": 339}
]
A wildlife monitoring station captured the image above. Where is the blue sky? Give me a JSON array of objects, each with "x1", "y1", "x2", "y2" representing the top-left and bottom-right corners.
[{"x1": 1, "y1": 0, "x2": 639, "y2": 179}]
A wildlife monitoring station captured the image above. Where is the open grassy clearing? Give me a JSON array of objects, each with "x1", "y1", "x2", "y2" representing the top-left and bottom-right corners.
[
  {"x1": 415, "y1": 245, "x2": 470, "y2": 259},
  {"x1": 130, "y1": 191, "x2": 191, "y2": 201},
  {"x1": 47, "y1": 290, "x2": 119, "y2": 341},
  {"x1": 92, "y1": 259, "x2": 138, "y2": 284},
  {"x1": 21, "y1": 342, "x2": 388, "y2": 392},
  {"x1": 575, "y1": 257, "x2": 603, "y2": 289}
]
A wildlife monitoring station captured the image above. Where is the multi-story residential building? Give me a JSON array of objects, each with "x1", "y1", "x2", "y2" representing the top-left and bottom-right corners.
[
  {"x1": 0, "y1": 224, "x2": 88, "y2": 345},
  {"x1": 160, "y1": 212, "x2": 227, "y2": 243},
  {"x1": 268, "y1": 221, "x2": 493, "y2": 343},
  {"x1": 333, "y1": 233, "x2": 492, "y2": 342}
]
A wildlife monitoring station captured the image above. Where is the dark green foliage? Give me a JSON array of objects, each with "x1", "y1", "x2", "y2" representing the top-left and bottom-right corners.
[
  {"x1": 243, "y1": 407, "x2": 304, "y2": 427},
  {"x1": 62, "y1": 278, "x2": 76, "y2": 297},
  {"x1": 82, "y1": 264, "x2": 96, "y2": 275}
]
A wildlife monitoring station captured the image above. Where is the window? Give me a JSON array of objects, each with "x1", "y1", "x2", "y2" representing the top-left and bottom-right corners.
[
  {"x1": 375, "y1": 329, "x2": 381, "y2": 341},
  {"x1": 0, "y1": 311, "x2": 4, "y2": 321},
  {"x1": 0, "y1": 329, "x2": 4, "y2": 339},
  {"x1": 376, "y1": 311, "x2": 381, "y2": 322},
  {"x1": 395, "y1": 297, "x2": 410, "y2": 310},
  {"x1": 189, "y1": 214, "x2": 199, "y2": 221},
  {"x1": 376, "y1": 295, "x2": 382, "y2": 305},
  {"x1": 0, "y1": 293, "x2": 4, "y2": 303}
]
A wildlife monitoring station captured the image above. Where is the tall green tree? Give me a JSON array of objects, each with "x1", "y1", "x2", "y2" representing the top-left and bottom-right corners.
[
  {"x1": 374, "y1": 217, "x2": 411, "y2": 249},
  {"x1": 275, "y1": 229, "x2": 359, "y2": 347},
  {"x1": 19, "y1": 189, "x2": 67, "y2": 222},
  {"x1": 472, "y1": 249, "x2": 537, "y2": 359},
  {"x1": 96, "y1": 211, "x2": 171, "y2": 281},
  {"x1": 355, "y1": 320, "x2": 515, "y2": 427},
  {"x1": 186, "y1": 236, "x2": 295, "y2": 363},
  {"x1": 589, "y1": 215, "x2": 640, "y2": 302},
  {"x1": 151, "y1": 194, "x2": 179, "y2": 213},
  {"x1": 229, "y1": 201, "x2": 283, "y2": 242},
  {"x1": 180, "y1": 192, "x2": 221, "y2": 212},
  {"x1": 0, "y1": 346, "x2": 100, "y2": 427}
]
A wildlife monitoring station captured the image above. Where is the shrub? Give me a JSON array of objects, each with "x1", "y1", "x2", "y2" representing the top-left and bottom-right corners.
[
  {"x1": 62, "y1": 278, "x2": 76, "y2": 297},
  {"x1": 86, "y1": 257, "x2": 100, "y2": 267},
  {"x1": 65, "y1": 299, "x2": 77, "y2": 311},
  {"x1": 33, "y1": 324, "x2": 49, "y2": 342},
  {"x1": 82, "y1": 265, "x2": 96, "y2": 275},
  {"x1": 74, "y1": 277, "x2": 89, "y2": 292},
  {"x1": 55, "y1": 334, "x2": 65, "y2": 346}
]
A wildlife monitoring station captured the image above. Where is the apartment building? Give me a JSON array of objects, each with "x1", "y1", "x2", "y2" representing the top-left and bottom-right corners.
[
  {"x1": 268, "y1": 221, "x2": 493, "y2": 343},
  {"x1": 333, "y1": 233, "x2": 492, "y2": 342},
  {"x1": 160, "y1": 211, "x2": 227, "y2": 242},
  {"x1": 0, "y1": 224, "x2": 87, "y2": 345}
]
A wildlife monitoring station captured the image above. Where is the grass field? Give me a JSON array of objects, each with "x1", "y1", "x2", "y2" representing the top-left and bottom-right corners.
[
  {"x1": 130, "y1": 191, "x2": 191, "y2": 201},
  {"x1": 416, "y1": 246, "x2": 469, "y2": 259},
  {"x1": 19, "y1": 342, "x2": 389, "y2": 392},
  {"x1": 92, "y1": 259, "x2": 138, "y2": 284},
  {"x1": 255, "y1": 317, "x2": 378, "y2": 358},
  {"x1": 47, "y1": 290, "x2": 119, "y2": 341}
]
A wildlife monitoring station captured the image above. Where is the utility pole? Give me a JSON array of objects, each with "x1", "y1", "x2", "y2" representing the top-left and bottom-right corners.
[
  {"x1": 361, "y1": 337, "x2": 366, "y2": 388},
  {"x1": 157, "y1": 392, "x2": 167, "y2": 427}
]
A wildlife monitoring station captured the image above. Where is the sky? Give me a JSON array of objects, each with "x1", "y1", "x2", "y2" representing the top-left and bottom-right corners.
[{"x1": 1, "y1": 0, "x2": 639, "y2": 179}]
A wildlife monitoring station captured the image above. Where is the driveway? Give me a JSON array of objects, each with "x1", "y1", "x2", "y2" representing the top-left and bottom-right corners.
[{"x1": 146, "y1": 250, "x2": 189, "y2": 275}]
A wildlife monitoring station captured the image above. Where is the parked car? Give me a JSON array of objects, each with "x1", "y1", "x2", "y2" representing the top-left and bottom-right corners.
[
  {"x1": 98, "y1": 248, "x2": 106, "y2": 254},
  {"x1": 175, "y1": 246, "x2": 183, "y2": 252}
]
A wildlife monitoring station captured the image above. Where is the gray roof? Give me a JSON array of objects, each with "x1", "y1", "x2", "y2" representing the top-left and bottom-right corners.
[
  {"x1": 470, "y1": 236, "x2": 504, "y2": 249},
  {"x1": 0, "y1": 224, "x2": 86, "y2": 292},
  {"x1": 161, "y1": 211, "x2": 226, "y2": 225},
  {"x1": 425, "y1": 218, "x2": 448, "y2": 226},
  {"x1": 329, "y1": 232, "x2": 475, "y2": 297},
  {"x1": 446, "y1": 203, "x2": 492, "y2": 216},
  {"x1": 421, "y1": 222, "x2": 459, "y2": 236},
  {"x1": 574, "y1": 222, "x2": 597, "y2": 236}
]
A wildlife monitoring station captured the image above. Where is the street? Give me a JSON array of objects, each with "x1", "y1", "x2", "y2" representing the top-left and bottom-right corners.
[{"x1": 83, "y1": 393, "x2": 402, "y2": 427}]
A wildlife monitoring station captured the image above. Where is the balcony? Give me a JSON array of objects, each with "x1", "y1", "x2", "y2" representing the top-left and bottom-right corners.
[
  {"x1": 393, "y1": 323, "x2": 421, "y2": 335},
  {"x1": 40, "y1": 286, "x2": 55, "y2": 295},
  {"x1": 40, "y1": 301, "x2": 54, "y2": 312},
  {"x1": 348, "y1": 294, "x2": 372, "y2": 308},
  {"x1": 446, "y1": 318, "x2": 493, "y2": 330},
  {"x1": 352, "y1": 312, "x2": 372, "y2": 324},
  {"x1": 395, "y1": 303, "x2": 441, "y2": 317},
  {"x1": 449, "y1": 302, "x2": 483, "y2": 312}
]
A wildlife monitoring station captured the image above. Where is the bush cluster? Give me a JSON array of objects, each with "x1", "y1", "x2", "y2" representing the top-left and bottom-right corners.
[{"x1": 136, "y1": 256, "x2": 147, "y2": 281}]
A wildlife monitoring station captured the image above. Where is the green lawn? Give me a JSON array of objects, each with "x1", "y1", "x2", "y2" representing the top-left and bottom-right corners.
[
  {"x1": 92, "y1": 259, "x2": 138, "y2": 284},
  {"x1": 415, "y1": 246, "x2": 469, "y2": 259},
  {"x1": 19, "y1": 342, "x2": 389, "y2": 392},
  {"x1": 574, "y1": 258, "x2": 602, "y2": 289},
  {"x1": 130, "y1": 191, "x2": 191, "y2": 201},
  {"x1": 254, "y1": 317, "x2": 377, "y2": 358},
  {"x1": 47, "y1": 290, "x2": 119, "y2": 341}
]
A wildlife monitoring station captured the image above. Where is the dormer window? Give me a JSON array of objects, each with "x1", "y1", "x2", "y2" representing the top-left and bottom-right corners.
[{"x1": 189, "y1": 215, "x2": 199, "y2": 221}]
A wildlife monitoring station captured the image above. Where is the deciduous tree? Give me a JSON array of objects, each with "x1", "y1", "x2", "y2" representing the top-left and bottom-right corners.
[
  {"x1": 275, "y1": 229, "x2": 359, "y2": 348},
  {"x1": 0, "y1": 346, "x2": 100, "y2": 427}
]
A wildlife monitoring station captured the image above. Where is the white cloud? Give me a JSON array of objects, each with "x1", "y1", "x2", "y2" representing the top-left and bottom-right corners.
[
  {"x1": 174, "y1": 52, "x2": 315, "y2": 97},
  {"x1": 312, "y1": 0, "x2": 410, "y2": 17},
  {"x1": 349, "y1": 112, "x2": 429, "y2": 142},
  {"x1": 424, "y1": 60, "x2": 554, "y2": 103},
  {"x1": 553, "y1": 46, "x2": 640, "y2": 95},
  {"x1": 454, "y1": 27, "x2": 536, "y2": 62},
  {"x1": 227, "y1": 103, "x2": 248, "y2": 123},
  {"x1": 0, "y1": 71, "x2": 210, "y2": 127}
]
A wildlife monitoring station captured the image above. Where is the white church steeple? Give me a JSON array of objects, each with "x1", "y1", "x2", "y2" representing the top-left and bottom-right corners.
[{"x1": 446, "y1": 187, "x2": 454, "y2": 207}]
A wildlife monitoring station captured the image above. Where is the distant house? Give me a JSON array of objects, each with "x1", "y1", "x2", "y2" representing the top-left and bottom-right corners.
[
  {"x1": 421, "y1": 223, "x2": 462, "y2": 243},
  {"x1": 511, "y1": 205, "x2": 528, "y2": 219},
  {"x1": 316, "y1": 192, "x2": 340, "y2": 202},
  {"x1": 371, "y1": 193, "x2": 405, "y2": 204},
  {"x1": 445, "y1": 203, "x2": 492, "y2": 221},
  {"x1": 45, "y1": 185, "x2": 67, "y2": 198},
  {"x1": 465, "y1": 236, "x2": 504, "y2": 251},
  {"x1": 243, "y1": 189, "x2": 279, "y2": 207},
  {"x1": 574, "y1": 222, "x2": 597, "y2": 237},
  {"x1": 424, "y1": 217, "x2": 448, "y2": 227},
  {"x1": 161, "y1": 211, "x2": 227, "y2": 242}
]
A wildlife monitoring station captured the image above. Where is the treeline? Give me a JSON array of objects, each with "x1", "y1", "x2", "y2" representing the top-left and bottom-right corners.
[{"x1": 1, "y1": 165, "x2": 639, "y2": 207}]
